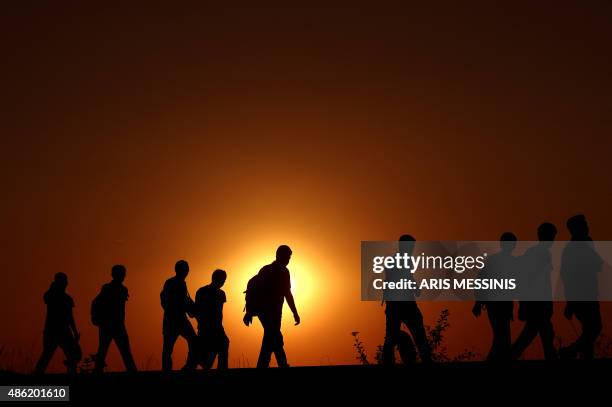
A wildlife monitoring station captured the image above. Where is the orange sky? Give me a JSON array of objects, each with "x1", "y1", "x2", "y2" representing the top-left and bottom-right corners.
[{"x1": 1, "y1": 2, "x2": 612, "y2": 371}]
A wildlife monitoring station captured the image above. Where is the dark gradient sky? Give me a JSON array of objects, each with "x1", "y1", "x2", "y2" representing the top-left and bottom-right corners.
[{"x1": 1, "y1": 2, "x2": 612, "y2": 371}]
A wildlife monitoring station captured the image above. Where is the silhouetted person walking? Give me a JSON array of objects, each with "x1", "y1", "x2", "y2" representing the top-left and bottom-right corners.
[
  {"x1": 382, "y1": 235, "x2": 431, "y2": 364},
  {"x1": 194, "y1": 269, "x2": 229, "y2": 369},
  {"x1": 473, "y1": 232, "x2": 517, "y2": 361},
  {"x1": 559, "y1": 214, "x2": 602, "y2": 360},
  {"x1": 511, "y1": 223, "x2": 557, "y2": 360},
  {"x1": 161, "y1": 259, "x2": 197, "y2": 371},
  {"x1": 243, "y1": 245, "x2": 300, "y2": 368},
  {"x1": 92, "y1": 264, "x2": 137, "y2": 373},
  {"x1": 35, "y1": 273, "x2": 82, "y2": 374}
]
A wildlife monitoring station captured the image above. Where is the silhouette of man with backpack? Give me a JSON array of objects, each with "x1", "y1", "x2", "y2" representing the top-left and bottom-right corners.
[
  {"x1": 473, "y1": 232, "x2": 517, "y2": 361},
  {"x1": 92, "y1": 264, "x2": 138, "y2": 373},
  {"x1": 559, "y1": 214, "x2": 603, "y2": 360},
  {"x1": 243, "y1": 245, "x2": 300, "y2": 368},
  {"x1": 194, "y1": 269, "x2": 229, "y2": 369},
  {"x1": 160, "y1": 259, "x2": 197, "y2": 371},
  {"x1": 382, "y1": 235, "x2": 431, "y2": 364},
  {"x1": 35, "y1": 272, "x2": 82, "y2": 374},
  {"x1": 511, "y1": 223, "x2": 558, "y2": 360}
]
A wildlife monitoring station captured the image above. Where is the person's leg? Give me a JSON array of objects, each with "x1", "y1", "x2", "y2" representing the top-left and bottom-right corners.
[
  {"x1": 272, "y1": 331, "x2": 287, "y2": 367},
  {"x1": 34, "y1": 333, "x2": 58, "y2": 374},
  {"x1": 179, "y1": 318, "x2": 198, "y2": 370},
  {"x1": 511, "y1": 320, "x2": 538, "y2": 360},
  {"x1": 162, "y1": 326, "x2": 179, "y2": 372},
  {"x1": 396, "y1": 330, "x2": 417, "y2": 364},
  {"x1": 499, "y1": 317, "x2": 512, "y2": 360},
  {"x1": 257, "y1": 314, "x2": 277, "y2": 368},
  {"x1": 382, "y1": 304, "x2": 402, "y2": 365},
  {"x1": 94, "y1": 327, "x2": 113, "y2": 372},
  {"x1": 559, "y1": 302, "x2": 580, "y2": 359},
  {"x1": 196, "y1": 335, "x2": 210, "y2": 369},
  {"x1": 487, "y1": 311, "x2": 504, "y2": 361},
  {"x1": 575, "y1": 302, "x2": 602, "y2": 360},
  {"x1": 114, "y1": 325, "x2": 138, "y2": 372},
  {"x1": 255, "y1": 314, "x2": 288, "y2": 368},
  {"x1": 199, "y1": 334, "x2": 218, "y2": 369},
  {"x1": 217, "y1": 333, "x2": 229, "y2": 370},
  {"x1": 59, "y1": 332, "x2": 82, "y2": 374},
  {"x1": 539, "y1": 319, "x2": 557, "y2": 360},
  {"x1": 264, "y1": 315, "x2": 287, "y2": 367},
  {"x1": 404, "y1": 303, "x2": 431, "y2": 362}
]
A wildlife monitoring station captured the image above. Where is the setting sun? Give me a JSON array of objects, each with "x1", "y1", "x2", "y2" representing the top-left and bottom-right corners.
[{"x1": 224, "y1": 244, "x2": 319, "y2": 317}]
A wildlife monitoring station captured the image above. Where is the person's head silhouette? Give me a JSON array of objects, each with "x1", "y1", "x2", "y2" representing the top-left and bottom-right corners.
[
  {"x1": 398, "y1": 234, "x2": 416, "y2": 255},
  {"x1": 276, "y1": 245, "x2": 292, "y2": 267},
  {"x1": 499, "y1": 232, "x2": 517, "y2": 253},
  {"x1": 567, "y1": 214, "x2": 589, "y2": 239},
  {"x1": 175, "y1": 259, "x2": 190, "y2": 280},
  {"x1": 111, "y1": 264, "x2": 127, "y2": 283},
  {"x1": 53, "y1": 272, "x2": 68, "y2": 291},
  {"x1": 211, "y1": 269, "x2": 227, "y2": 288},
  {"x1": 537, "y1": 222, "x2": 557, "y2": 247}
]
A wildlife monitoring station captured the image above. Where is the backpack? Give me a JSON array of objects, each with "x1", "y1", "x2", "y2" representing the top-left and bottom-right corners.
[
  {"x1": 90, "y1": 290, "x2": 107, "y2": 327},
  {"x1": 244, "y1": 272, "x2": 267, "y2": 316}
]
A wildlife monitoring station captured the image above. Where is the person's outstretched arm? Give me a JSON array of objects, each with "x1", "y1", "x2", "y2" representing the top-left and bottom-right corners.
[{"x1": 285, "y1": 291, "x2": 300, "y2": 325}]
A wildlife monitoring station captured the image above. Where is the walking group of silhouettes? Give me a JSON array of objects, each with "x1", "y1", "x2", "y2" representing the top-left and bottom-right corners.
[
  {"x1": 382, "y1": 214, "x2": 603, "y2": 365},
  {"x1": 34, "y1": 214, "x2": 604, "y2": 374},
  {"x1": 34, "y1": 245, "x2": 300, "y2": 374}
]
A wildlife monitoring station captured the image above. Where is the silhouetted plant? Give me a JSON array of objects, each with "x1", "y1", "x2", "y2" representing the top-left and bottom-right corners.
[
  {"x1": 374, "y1": 344, "x2": 384, "y2": 365},
  {"x1": 425, "y1": 309, "x2": 451, "y2": 362},
  {"x1": 423, "y1": 308, "x2": 479, "y2": 362},
  {"x1": 351, "y1": 332, "x2": 369, "y2": 365}
]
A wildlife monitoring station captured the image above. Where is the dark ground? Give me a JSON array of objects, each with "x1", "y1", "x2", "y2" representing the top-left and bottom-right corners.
[{"x1": 1, "y1": 360, "x2": 610, "y2": 404}]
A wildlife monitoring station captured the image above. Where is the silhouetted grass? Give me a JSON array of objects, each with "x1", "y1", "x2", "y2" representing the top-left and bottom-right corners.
[{"x1": 0, "y1": 344, "x2": 37, "y2": 373}]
